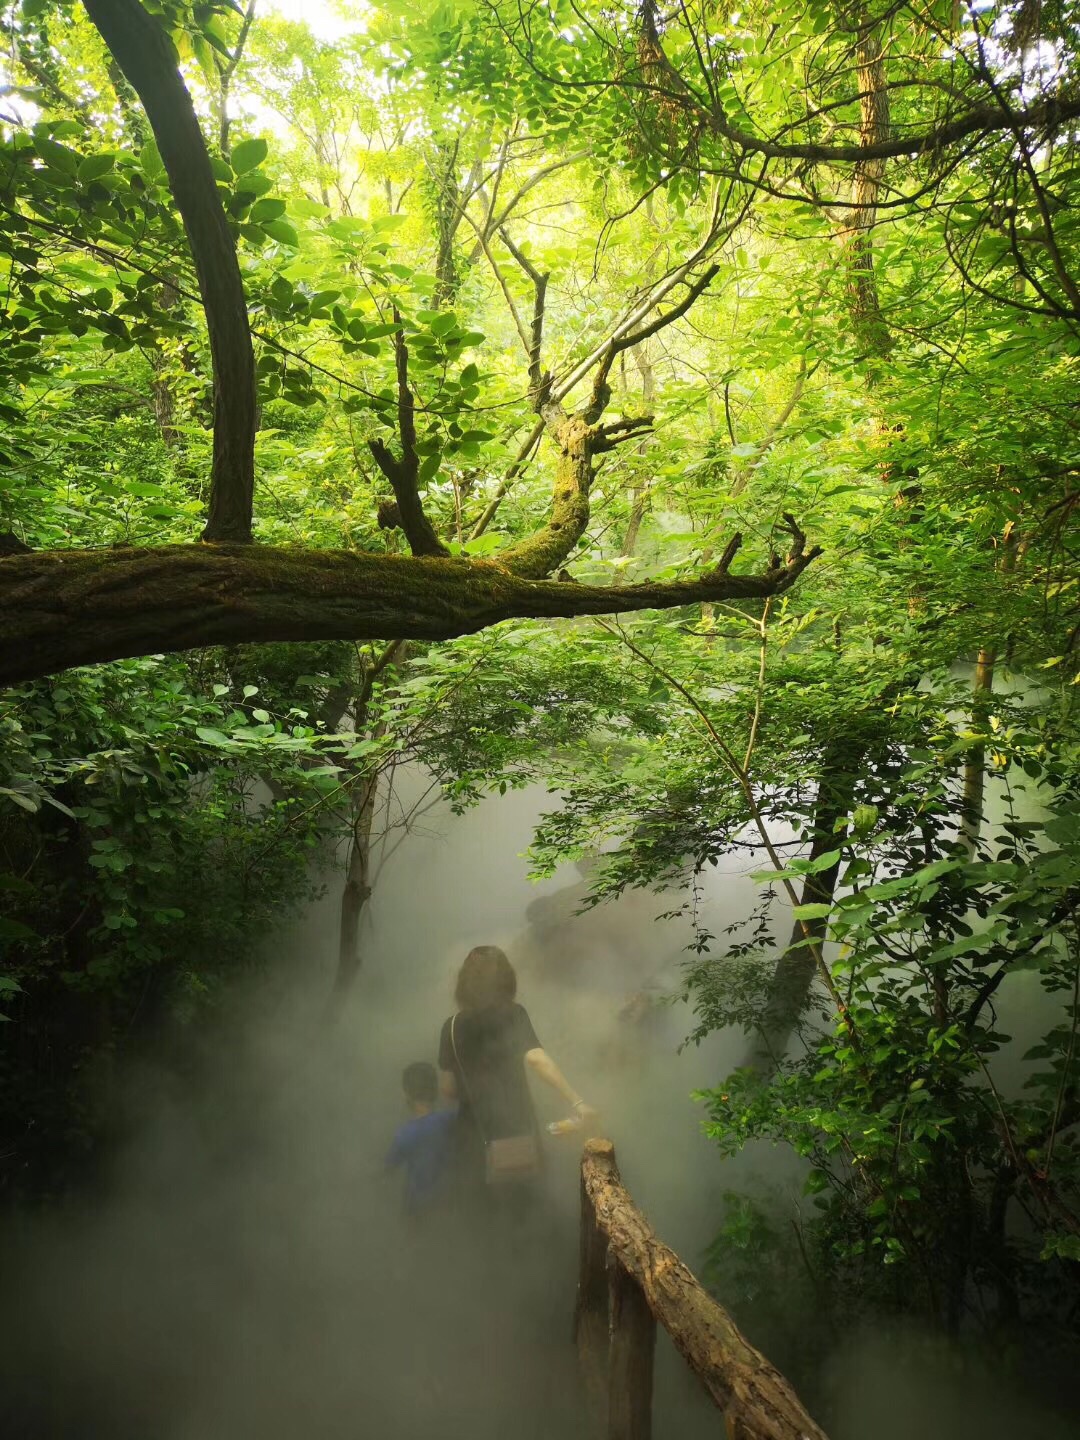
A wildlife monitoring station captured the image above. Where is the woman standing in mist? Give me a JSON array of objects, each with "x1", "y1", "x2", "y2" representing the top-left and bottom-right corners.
[{"x1": 438, "y1": 945, "x2": 591, "y2": 1210}]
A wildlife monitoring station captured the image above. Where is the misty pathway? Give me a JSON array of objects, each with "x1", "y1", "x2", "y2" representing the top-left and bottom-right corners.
[
  {"x1": 3, "y1": 776, "x2": 1077, "y2": 1440},
  {"x1": 1, "y1": 778, "x2": 741, "y2": 1440}
]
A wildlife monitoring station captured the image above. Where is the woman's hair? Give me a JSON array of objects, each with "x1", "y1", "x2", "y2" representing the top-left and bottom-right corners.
[{"x1": 455, "y1": 945, "x2": 517, "y2": 1011}]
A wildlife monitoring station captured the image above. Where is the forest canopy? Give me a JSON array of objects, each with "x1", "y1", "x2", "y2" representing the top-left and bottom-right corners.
[{"x1": 2, "y1": 0, "x2": 1080, "y2": 1403}]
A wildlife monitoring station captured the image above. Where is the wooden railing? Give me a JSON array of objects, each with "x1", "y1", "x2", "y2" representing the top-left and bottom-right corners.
[{"x1": 575, "y1": 1139, "x2": 829, "y2": 1440}]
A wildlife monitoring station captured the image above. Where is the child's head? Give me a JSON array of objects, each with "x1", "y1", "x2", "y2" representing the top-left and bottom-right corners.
[{"x1": 402, "y1": 1061, "x2": 438, "y2": 1113}]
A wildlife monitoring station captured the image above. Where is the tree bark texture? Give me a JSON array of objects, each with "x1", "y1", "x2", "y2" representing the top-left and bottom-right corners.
[
  {"x1": 0, "y1": 543, "x2": 819, "y2": 685},
  {"x1": 430, "y1": 140, "x2": 463, "y2": 308},
  {"x1": 607, "y1": 1256, "x2": 656, "y2": 1440},
  {"x1": 575, "y1": 1165, "x2": 612, "y2": 1431},
  {"x1": 501, "y1": 414, "x2": 594, "y2": 578},
  {"x1": 83, "y1": 0, "x2": 256, "y2": 543},
  {"x1": 580, "y1": 1140, "x2": 828, "y2": 1440},
  {"x1": 842, "y1": 22, "x2": 892, "y2": 357}
]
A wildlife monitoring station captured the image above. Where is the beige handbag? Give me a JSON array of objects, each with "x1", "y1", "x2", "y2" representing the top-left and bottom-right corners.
[{"x1": 451, "y1": 1014, "x2": 541, "y2": 1184}]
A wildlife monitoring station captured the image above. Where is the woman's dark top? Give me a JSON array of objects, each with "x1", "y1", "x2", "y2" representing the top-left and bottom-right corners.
[{"x1": 438, "y1": 1001, "x2": 541, "y2": 1141}]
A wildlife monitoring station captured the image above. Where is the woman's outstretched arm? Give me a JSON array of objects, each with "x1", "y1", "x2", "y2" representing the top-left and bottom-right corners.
[{"x1": 524, "y1": 1047, "x2": 590, "y2": 1111}]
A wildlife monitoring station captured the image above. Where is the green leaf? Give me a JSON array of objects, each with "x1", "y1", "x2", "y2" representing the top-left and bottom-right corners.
[
  {"x1": 34, "y1": 136, "x2": 79, "y2": 174},
  {"x1": 195, "y1": 726, "x2": 234, "y2": 746},
  {"x1": 140, "y1": 139, "x2": 165, "y2": 178},
  {"x1": 261, "y1": 218, "x2": 299, "y2": 248},
  {"x1": 0, "y1": 917, "x2": 36, "y2": 942},
  {"x1": 804, "y1": 849, "x2": 843, "y2": 875},
  {"x1": 251, "y1": 197, "x2": 286, "y2": 223},
  {"x1": 0, "y1": 787, "x2": 39, "y2": 813},
  {"x1": 231, "y1": 137, "x2": 269, "y2": 174},
  {"x1": 78, "y1": 153, "x2": 115, "y2": 183}
]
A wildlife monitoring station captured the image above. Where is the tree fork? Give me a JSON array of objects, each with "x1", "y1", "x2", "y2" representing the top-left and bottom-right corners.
[
  {"x1": 83, "y1": 0, "x2": 257, "y2": 543},
  {"x1": 0, "y1": 543, "x2": 820, "y2": 685}
]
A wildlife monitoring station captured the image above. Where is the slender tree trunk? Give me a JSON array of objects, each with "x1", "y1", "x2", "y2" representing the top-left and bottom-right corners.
[
  {"x1": 841, "y1": 19, "x2": 891, "y2": 359},
  {"x1": 616, "y1": 345, "x2": 655, "y2": 581},
  {"x1": 149, "y1": 278, "x2": 183, "y2": 448},
  {"x1": 960, "y1": 531, "x2": 1016, "y2": 850},
  {"x1": 960, "y1": 647, "x2": 995, "y2": 852},
  {"x1": 327, "y1": 644, "x2": 406, "y2": 1009},
  {"x1": 104, "y1": 55, "x2": 147, "y2": 141},
  {"x1": 430, "y1": 139, "x2": 463, "y2": 309},
  {"x1": 740, "y1": 736, "x2": 864, "y2": 1073},
  {"x1": 330, "y1": 770, "x2": 379, "y2": 1005},
  {"x1": 214, "y1": 0, "x2": 257, "y2": 162}
]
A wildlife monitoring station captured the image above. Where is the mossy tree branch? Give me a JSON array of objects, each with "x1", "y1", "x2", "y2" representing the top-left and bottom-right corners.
[{"x1": 0, "y1": 539, "x2": 820, "y2": 686}]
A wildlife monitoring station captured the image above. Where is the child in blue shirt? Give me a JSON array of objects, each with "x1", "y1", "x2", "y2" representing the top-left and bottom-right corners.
[{"x1": 385, "y1": 1061, "x2": 456, "y2": 1216}]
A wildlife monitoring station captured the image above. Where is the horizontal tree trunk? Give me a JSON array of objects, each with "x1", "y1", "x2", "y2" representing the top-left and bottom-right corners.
[
  {"x1": 582, "y1": 1140, "x2": 828, "y2": 1440},
  {"x1": 0, "y1": 543, "x2": 819, "y2": 685}
]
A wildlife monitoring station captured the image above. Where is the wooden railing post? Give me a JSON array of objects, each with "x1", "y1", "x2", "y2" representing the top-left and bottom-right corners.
[
  {"x1": 607, "y1": 1255, "x2": 656, "y2": 1440},
  {"x1": 578, "y1": 1138, "x2": 830, "y2": 1440},
  {"x1": 575, "y1": 1159, "x2": 611, "y2": 1428}
]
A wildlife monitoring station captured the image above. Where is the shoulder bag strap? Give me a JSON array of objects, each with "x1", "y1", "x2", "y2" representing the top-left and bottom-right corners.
[{"x1": 450, "y1": 1013, "x2": 487, "y2": 1145}]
